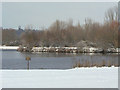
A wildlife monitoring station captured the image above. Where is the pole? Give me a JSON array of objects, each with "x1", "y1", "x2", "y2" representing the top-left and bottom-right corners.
[{"x1": 27, "y1": 60, "x2": 30, "y2": 70}]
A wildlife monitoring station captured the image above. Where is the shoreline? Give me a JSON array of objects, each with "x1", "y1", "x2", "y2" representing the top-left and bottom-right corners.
[
  {"x1": 0, "y1": 46, "x2": 19, "y2": 50},
  {"x1": 0, "y1": 46, "x2": 120, "y2": 53}
]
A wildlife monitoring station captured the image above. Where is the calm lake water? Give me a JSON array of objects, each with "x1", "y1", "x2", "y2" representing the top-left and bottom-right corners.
[{"x1": 2, "y1": 50, "x2": 118, "y2": 69}]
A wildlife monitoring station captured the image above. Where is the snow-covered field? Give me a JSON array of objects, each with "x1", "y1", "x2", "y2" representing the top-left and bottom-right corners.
[{"x1": 2, "y1": 67, "x2": 118, "y2": 88}]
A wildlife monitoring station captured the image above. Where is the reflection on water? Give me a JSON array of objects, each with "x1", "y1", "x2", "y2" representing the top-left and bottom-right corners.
[{"x1": 2, "y1": 50, "x2": 118, "y2": 69}]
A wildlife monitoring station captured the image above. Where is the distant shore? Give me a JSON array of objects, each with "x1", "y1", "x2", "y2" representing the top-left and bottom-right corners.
[
  {"x1": 1, "y1": 46, "x2": 120, "y2": 53},
  {"x1": 18, "y1": 46, "x2": 120, "y2": 53}
]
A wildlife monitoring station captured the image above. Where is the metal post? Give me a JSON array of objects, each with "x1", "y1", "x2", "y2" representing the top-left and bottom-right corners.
[
  {"x1": 27, "y1": 60, "x2": 30, "y2": 70},
  {"x1": 26, "y1": 56, "x2": 31, "y2": 70}
]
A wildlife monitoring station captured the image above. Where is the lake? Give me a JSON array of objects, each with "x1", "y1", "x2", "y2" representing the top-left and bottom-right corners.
[{"x1": 2, "y1": 50, "x2": 118, "y2": 69}]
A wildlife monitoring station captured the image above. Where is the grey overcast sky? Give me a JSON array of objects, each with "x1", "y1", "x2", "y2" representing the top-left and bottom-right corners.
[{"x1": 2, "y1": 2, "x2": 117, "y2": 29}]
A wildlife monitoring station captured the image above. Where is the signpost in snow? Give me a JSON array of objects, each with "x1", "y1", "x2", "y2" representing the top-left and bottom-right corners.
[{"x1": 26, "y1": 56, "x2": 31, "y2": 70}]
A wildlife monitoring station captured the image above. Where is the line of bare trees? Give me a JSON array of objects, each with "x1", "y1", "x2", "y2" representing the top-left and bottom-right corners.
[
  {"x1": 2, "y1": 6, "x2": 119, "y2": 50},
  {"x1": 2, "y1": 28, "x2": 19, "y2": 45}
]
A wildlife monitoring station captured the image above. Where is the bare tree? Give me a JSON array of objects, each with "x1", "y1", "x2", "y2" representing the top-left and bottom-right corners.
[{"x1": 105, "y1": 6, "x2": 118, "y2": 23}]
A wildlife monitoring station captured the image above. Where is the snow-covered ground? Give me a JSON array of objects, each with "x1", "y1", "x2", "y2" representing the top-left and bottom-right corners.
[
  {"x1": 2, "y1": 67, "x2": 118, "y2": 88},
  {"x1": 0, "y1": 46, "x2": 19, "y2": 50}
]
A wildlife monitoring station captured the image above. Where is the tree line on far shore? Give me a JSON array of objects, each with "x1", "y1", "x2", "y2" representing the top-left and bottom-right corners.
[{"x1": 1, "y1": 6, "x2": 119, "y2": 50}]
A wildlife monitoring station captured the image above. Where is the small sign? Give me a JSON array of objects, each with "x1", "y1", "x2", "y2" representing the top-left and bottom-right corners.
[{"x1": 26, "y1": 56, "x2": 31, "y2": 60}]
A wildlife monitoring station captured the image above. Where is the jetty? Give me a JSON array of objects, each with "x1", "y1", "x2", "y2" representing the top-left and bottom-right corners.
[{"x1": 30, "y1": 47, "x2": 120, "y2": 53}]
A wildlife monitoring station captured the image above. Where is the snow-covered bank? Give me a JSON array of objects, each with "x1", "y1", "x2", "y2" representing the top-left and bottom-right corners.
[
  {"x1": 1, "y1": 46, "x2": 120, "y2": 53},
  {"x1": 2, "y1": 67, "x2": 118, "y2": 88},
  {"x1": 0, "y1": 46, "x2": 19, "y2": 50}
]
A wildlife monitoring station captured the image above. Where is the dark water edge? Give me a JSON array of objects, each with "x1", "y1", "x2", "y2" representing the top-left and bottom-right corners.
[{"x1": 2, "y1": 50, "x2": 119, "y2": 70}]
